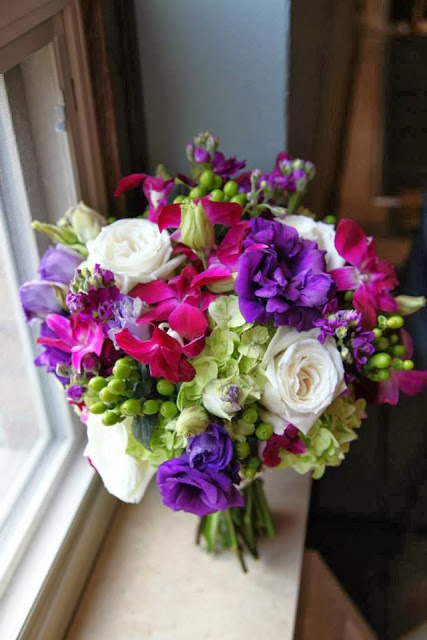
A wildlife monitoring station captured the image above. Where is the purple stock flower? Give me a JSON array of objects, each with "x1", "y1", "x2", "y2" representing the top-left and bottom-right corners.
[
  {"x1": 157, "y1": 454, "x2": 244, "y2": 517},
  {"x1": 194, "y1": 147, "x2": 211, "y2": 163},
  {"x1": 38, "y1": 244, "x2": 81, "y2": 285},
  {"x1": 186, "y1": 422, "x2": 234, "y2": 473},
  {"x1": 235, "y1": 218, "x2": 335, "y2": 331},
  {"x1": 66, "y1": 266, "x2": 122, "y2": 322},
  {"x1": 211, "y1": 150, "x2": 246, "y2": 179},
  {"x1": 20, "y1": 280, "x2": 65, "y2": 323},
  {"x1": 66, "y1": 384, "x2": 85, "y2": 402}
]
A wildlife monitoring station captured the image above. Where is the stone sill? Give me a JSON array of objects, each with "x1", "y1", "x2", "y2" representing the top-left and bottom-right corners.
[{"x1": 66, "y1": 469, "x2": 311, "y2": 640}]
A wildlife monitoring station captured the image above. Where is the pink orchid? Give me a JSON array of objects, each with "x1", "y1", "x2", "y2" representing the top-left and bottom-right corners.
[
  {"x1": 157, "y1": 197, "x2": 243, "y2": 233},
  {"x1": 130, "y1": 264, "x2": 228, "y2": 358},
  {"x1": 330, "y1": 219, "x2": 398, "y2": 329},
  {"x1": 377, "y1": 330, "x2": 427, "y2": 405},
  {"x1": 115, "y1": 327, "x2": 195, "y2": 384},
  {"x1": 261, "y1": 426, "x2": 307, "y2": 468},
  {"x1": 37, "y1": 314, "x2": 104, "y2": 373},
  {"x1": 114, "y1": 173, "x2": 174, "y2": 221}
]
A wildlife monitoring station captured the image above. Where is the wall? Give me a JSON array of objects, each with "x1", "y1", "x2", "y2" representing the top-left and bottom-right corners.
[{"x1": 134, "y1": 0, "x2": 289, "y2": 175}]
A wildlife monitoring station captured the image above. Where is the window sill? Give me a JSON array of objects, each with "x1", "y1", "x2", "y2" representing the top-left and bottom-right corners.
[{"x1": 66, "y1": 469, "x2": 311, "y2": 640}]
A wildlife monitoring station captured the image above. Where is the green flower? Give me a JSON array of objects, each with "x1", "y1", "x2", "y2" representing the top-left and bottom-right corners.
[{"x1": 126, "y1": 417, "x2": 186, "y2": 468}]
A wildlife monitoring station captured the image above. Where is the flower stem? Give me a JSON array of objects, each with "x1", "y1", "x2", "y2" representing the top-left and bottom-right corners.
[
  {"x1": 224, "y1": 510, "x2": 247, "y2": 573},
  {"x1": 253, "y1": 479, "x2": 276, "y2": 538}
]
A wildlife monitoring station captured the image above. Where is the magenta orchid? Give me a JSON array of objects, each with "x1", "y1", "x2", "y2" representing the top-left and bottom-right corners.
[
  {"x1": 115, "y1": 326, "x2": 195, "y2": 384},
  {"x1": 114, "y1": 173, "x2": 174, "y2": 221},
  {"x1": 377, "y1": 330, "x2": 427, "y2": 405},
  {"x1": 157, "y1": 197, "x2": 243, "y2": 233},
  {"x1": 37, "y1": 313, "x2": 104, "y2": 373},
  {"x1": 330, "y1": 218, "x2": 398, "y2": 329}
]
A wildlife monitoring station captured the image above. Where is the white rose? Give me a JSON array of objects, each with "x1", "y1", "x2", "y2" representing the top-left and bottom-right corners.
[
  {"x1": 84, "y1": 414, "x2": 155, "y2": 503},
  {"x1": 280, "y1": 215, "x2": 345, "y2": 271},
  {"x1": 260, "y1": 327, "x2": 346, "y2": 435},
  {"x1": 86, "y1": 218, "x2": 185, "y2": 294}
]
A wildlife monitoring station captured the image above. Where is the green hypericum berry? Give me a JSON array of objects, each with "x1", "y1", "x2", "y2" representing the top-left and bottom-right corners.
[
  {"x1": 323, "y1": 215, "x2": 336, "y2": 224},
  {"x1": 248, "y1": 457, "x2": 261, "y2": 470},
  {"x1": 377, "y1": 315, "x2": 388, "y2": 330},
  {"x1": 402, "y1": 359, "x2": 414, "y2": 371},
  {"x1": 189, "y1": 185, "x2": 207, "y2": 199},
  {"x1": 235, "y1": 441, "x2": 251, "y2": 460},
  {"x1": 392, "y1": 344, "x2": 405, "y2": 357},
  {"x1": 209, "y1": 189, "x2": 224, "y2": 201},
  {"x1": 99, "y1": 387, "x2": 118, "y2": 404},
  {"x1": 199, "y1": 169, "x2": 215, "y2": 190},
  {"x1": 372, "y1": 328, "x2": 382, "y2": 339},
  {"x1": 88, "y1": 376, "x2": 107, "y2": 392},
  {"x1": 242, "y1": 407, "x2": 258, "y2": 424},
  {"x1": 230, "y1": 194, "x2": 246, "y2": 206},
  {"x1": 245, "y1": 467, "x2": 257, "y2": 480},
  {"x1": 376, "y1": 369, "x2": 391, "y2": 382},
  {"x1": 121, "y1": 398, "x2": 142, "y2": 416},
  {"x1": 173, "y1": 195, "x2": 186, "y2": 204},
  {"x1": 374, "y1": 337, "x2": 389, "y2": 351},
  {"x1": 160, "y1": 401, "x2": 178, "y2": 419},
  {"x1": 255, "y1": 422, "x2": 274, "y2": 440},
  {"x1": 113, "y1": 361, "x2": 132, "y2": 380},
  {"x1": 108, "y1": 378, "x2": 126, "y2": 395},
  {"x1": 391, "y1": 358, "x2": 403, "y2": 371},
  {"x1": 90, "y1": 402, "x2": 107, "y2": 415},
  {"x1": 213, "y1": 175, "x2": 222, "y2": 189},
  {"x1": 223, "y1": 180, "x2": 238, "y2": 197},
  {"x1": 389, "y1": 334, "x2": 399, "y2": 345},
  {"x1": 143, "y1": 399, "x2": 159, "y2": 415},
  {"x1": 386, "y1": 315, "x2": 404, "y2": 330},
  {"x1": 369, "y1": 352, "x2": 392, "y2": 370},
  {"x1": 102, "y1": 411, "x2": 120, "y2": 426},
  {"x1": 344, "y1": 291, "x2": 354, "y2": 302},
  {"x1": 156, "y1": 379, "x2": 175, "y2": 396}
]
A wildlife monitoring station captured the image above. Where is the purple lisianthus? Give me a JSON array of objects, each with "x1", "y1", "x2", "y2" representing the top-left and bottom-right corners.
[
  {"x1": 157, "y1": 454, "x2": 244, "y2": 517},
  {"x1": 38, "y1": 244, "x2": 81, "y2": 285},
  {"x1": 19, "y1": 280, "x2": 65, "y2": 323},
  {"x1": 186, "y1": 422, "x2": 234, "y2": 473},
  {"x1": 235, "y1": 218, "x2": 335, "y2": 331}
]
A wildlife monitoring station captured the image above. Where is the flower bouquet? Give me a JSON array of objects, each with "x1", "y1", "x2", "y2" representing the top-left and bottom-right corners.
[{"x1": 20, "y1": 132, "x2": 427, "y2": 571}]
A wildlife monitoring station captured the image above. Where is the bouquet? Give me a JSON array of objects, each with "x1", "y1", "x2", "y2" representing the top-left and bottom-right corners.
[{"x1": 19, "y1": 132, "x2": 427, "y2": 571}]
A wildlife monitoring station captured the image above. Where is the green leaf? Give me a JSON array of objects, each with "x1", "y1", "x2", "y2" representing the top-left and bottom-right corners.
[{"x1": 131, "y1": 413, "x2": 157, "y2": 451}]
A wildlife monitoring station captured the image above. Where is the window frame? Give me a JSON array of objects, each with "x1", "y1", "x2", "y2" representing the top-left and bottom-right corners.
[{"x1": 0, "y1": 2, "x2": 117, "y2": 637}]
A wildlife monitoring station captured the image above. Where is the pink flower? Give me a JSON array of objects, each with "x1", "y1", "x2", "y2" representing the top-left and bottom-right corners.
[
  {"x1": 331, "y1": 219, "x2": 398, "y2": 329},
  {"x1": 377, "y1": 330, "x2": 427, "y2": 405},
  {"x1": 114, "y1": 173, "x2": 174, "y2": 221},
  {"x1": 115, "y1": 327, "x2": 195, "y2": 384},
  {"x1": 261, "y1": 426, "x2": 307, "y2": 468},
  {"x1": 37, "y1": 314, "x2": 104, "y2": 373},
  {"x1": 157, "y1": 197, "x2": 243, "y2": 233}
]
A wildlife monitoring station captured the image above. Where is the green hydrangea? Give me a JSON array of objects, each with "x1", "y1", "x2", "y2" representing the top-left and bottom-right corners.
[
  {"x1": 278, "y1": 394, "x2": 366, "y2": 479},
  {"x1": 126, "y1": 417, "x2": 186, "y2": 468}
]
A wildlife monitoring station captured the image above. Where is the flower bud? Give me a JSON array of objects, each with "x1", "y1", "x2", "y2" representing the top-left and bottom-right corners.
[
  {"x1": 394, "y1": 295, "x2": 426, "y2": 317},
  {"x1": 179, "y1": 202, "x2": 215, "y2": 251},
  {"x1": 63, "y1": 201, "x2": 107, "y2": 243},
  {"x1": 175, "y1": 406, "x2": 210, "y2": 438},
  {"x1": 207, "y1": 273, "x2": 236, "y2": 294},
  {"x1": 202, "y1": 380, "x2": 241, "y2": 421}
]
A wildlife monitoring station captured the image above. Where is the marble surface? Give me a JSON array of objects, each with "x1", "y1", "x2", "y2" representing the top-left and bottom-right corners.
[{"x1": 67, "y1": 469, "x2": 311, "y2": 640}]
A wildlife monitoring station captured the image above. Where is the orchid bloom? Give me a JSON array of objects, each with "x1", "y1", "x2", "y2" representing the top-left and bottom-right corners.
[
  {"x1": 130, "y1": 264, "x2": 226, "y2": 358},
  {"x1": 262, "y1": 426, "x2": 307, "y2": 467},
  {"x1": 330, "y1": 219, "x2": 398, "y2": 329},
  {"x1": 378, "y1": 330, "x2": 427, "y2": 405},
  {"x1": 37, "y1": 313, "x2": 104, "y2": 373},
  {"x1": 115, "y1": 327, "x2": 195, "y2": 384},
  {"x1": 157, "y1": 197, "x2": 242, "y2": 234},
  {"x1": 114, "y1": 173, "x2": 174, "y2": 221}
]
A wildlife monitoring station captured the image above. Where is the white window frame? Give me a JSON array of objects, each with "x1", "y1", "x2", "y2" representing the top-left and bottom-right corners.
[{"x1": 0, "y1": 3, "x2": 117, "y2": 638}]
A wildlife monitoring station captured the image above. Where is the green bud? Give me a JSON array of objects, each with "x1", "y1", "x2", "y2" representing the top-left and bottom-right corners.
[
  {"x1": 102, "y1": 411, "x2": 120, "y2": 426},
  {"x1": 32, "y1": 220, "x2": 79, "y2": 246},
  {"x1": 121, "y1": 398, "x2": 142, "y2": 416},
  {"x1": 90, "y1": 402, "x2": 107, "y2": 414},
  {"x1": 391, "y1": 358, "x2": 403, "y2": 371},
  {"x1": 108, "y1": 378, "x2": 126, "y2": 395},
  {"x1": 392, "y1": 344, "x2": 405, "y2": 357},
  {"x1": 402, "y1": 359, "x2": 414, "y2": 371},
  {"x1": 223, "y1": 181, "x2": 238, "y2": 197},
  {"x1": 179, "y1": 201, "x2": 215, "y2": 251},
  {"x1": 99, "y1": 387, "x2": 118, "y2": 404},
  {"x1": 112, "y1": 360, "x2": 132, "y2": 380},
  {"x1": 199, "y1": 169, "x2": 215, "y2": 190},
  {"x1": 209, "y1": 189, "x2": 224, "y2": 202},
  {"x1": 189, "y1": 186, "x2": 208, "y2": 199},
  {"x1": 376, "y1": 368, "x2": 391, "y2": 382},
  {"x1": 235, "y1": 441, "x2": 251, "y2": 460},
  {"x1": 386, "y1": 315, "x2": 404, "y2": 330},
  {"x1": 88, "y1": 376, "x2": 107, "y2": 392},
  {"x1": 377, "y1": 315, "x2": 388, "y2": 330},
  {"x1": 160, "y1": 401, "x2": 178, "y2": 419},
  {"x1": 255, "y1": 422, "x2": 274, "y2": 441},
  {"x1": 143, "y1": 399, "x2": 159, "y2": 415},
  {"x1": 156, "y1": 379, "x2": 175, "y2": 396},
  {"x1": 213, "y1": 175, "x2": 223, "y2": 189},
  {"x1": 175, "y1": 406, "x2": 210, "y2": 437},
  {"x1": 374, "y1": 337, "x2": 389, "y2": 351},
  {"x1": 395, "y1": 295, "x2": 426, "y2": 317},
  {"x1": 323, "y1": 215, "x2": 336, "y2": 225},
  {"x1": 245, "y1": 467, "x2": 257, "y2": 480},
  {"x1": 372, "y1": 328, "x2": 382, "y2": 339},
  {"x1": 173, "y1": 195, "x2": 186, "y2": 204},
  {"x1": 230, "y1": 194, "x2": 246, "y2": 206},
  {"x1": 389, "y1": 334, "x2": 399, "y2": 345},
  {"x1": 241, "y1": 407, "x2": 258, "y2": 424},
  {"x1": 344, "y1": 291, "x2": 354, "y2": 302},
  {"x1": 61, "y1": 201, "x2": 107, "y2": 243}
]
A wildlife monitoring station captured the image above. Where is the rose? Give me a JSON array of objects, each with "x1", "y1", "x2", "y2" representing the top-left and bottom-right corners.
[
  {"x1": 280, "y1": 215, "x2": 345, "y2": 271},
  {"x1": 86, "y1": 219, "x2": 184, "y2": 294},
  {"x1": 84, "y1": 414, "x2": 155, "y2": 503},
  {"x1": 157, "y1": 454, "x2": 243, "y2": 516},
  {"x1": 260, "y1": 327, "x2": 346, "y2": 435}
]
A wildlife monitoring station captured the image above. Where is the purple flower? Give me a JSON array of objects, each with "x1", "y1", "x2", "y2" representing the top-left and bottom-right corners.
[
  {"x1": 157, "y1": 454, "x2": 244, "y2": 516},
  {"x1": 194, "y1": 147, "x2": 211, "y2": 163},
  {"x1": 211, "y1": 151, "x2": 246, "y2": 179},
  {"x1": 38, "y1": 244, "x2": 81, "y2": 285},
  {"x1": 235, "y1": 218, "x2": 335, "y2": 331},
  {"x1": 107, "y1": 296, "x2": 150, "y2": 345},
  {"x1": 66, "y1": 266, "x2": 122, "y2": 322},
  {"x1": 19, "y1": 280, "x2": 64, "y2": 323},
  {"x1": 66, "y1": 384, "x2": 85, "y2": 402},
  {"x1": 186, "y1": 422, "x2": 234, "y2": 472},
  {"x1": 34, "y1": 322, "x2": 71, "y2": 383}
]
